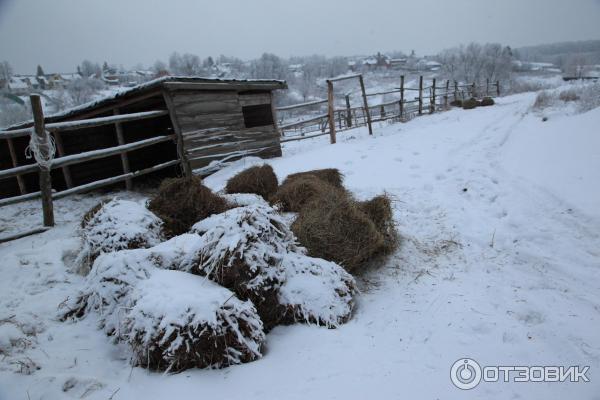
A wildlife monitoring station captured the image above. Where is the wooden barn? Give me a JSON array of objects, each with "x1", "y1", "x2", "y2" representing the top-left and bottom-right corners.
[{"x1": 0, "y1": 77, "x2": 287, "y2": 202}]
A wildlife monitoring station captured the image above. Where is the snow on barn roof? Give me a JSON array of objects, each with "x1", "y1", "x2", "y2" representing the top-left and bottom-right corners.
[
  {"x1": 5, "y1": 76, "x2": 288, "y2": 130},
  {"x1": 8, "y1": 77, "x2": 29, "y2": 89}
]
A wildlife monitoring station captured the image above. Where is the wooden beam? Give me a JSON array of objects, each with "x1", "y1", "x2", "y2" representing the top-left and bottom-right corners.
[
  {"x1": 496, "y1": 80, "x2": 500, "y2": 96},
  {"x1": 30, "y1": 94, "x2": 54, "y2": 227},
  {"x1": 418, "y1": 76, "x2": 423, "y2": 115},
  {"x1": 326, "y1": 80, "x2": 336, "y2": 144},
  {"x1": 6, "y1": 138, "x2": 26, "y2": 194},
  {"x1": 0, "y1": 110, "x2": 169, "y2": 139},
  {"x1": 345, "y1": 95, "x2": 352, "y2": 128},
  {"x1": 113, "y1": 109, "x2": 132, "y2": 190},
  {"x1": 52, "y1": 131, "x2": 73, "y2": 188},
  {"x1": 327, "y1": 73, "x2": 362, "y2": 82},
  {"x1": 0, "y1": 227, "x2": 50, "y2": 244},
  {"x1": 400, "y1": 75, "x2": 405, "y2": 120},
  {"x1": 430, "y1": 78, "x2": 436, "y2": 114},
  {"x1": 276, "y1": 99, "x2": 327, "y2": 111},
  {"x1": 359, "y1": 75, "x2": 373, "y2": 135},
  {"x1": 163, "y1": 82, "x2": 286, "y2": 92},
  {"x1": 161, "y1": 90, "x2": 191, "y2": 177}
]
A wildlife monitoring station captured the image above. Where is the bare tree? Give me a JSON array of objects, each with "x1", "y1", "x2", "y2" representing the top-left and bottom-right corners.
[{"x1": 438, "y1": 43, "x2": 513, "y2": 83}]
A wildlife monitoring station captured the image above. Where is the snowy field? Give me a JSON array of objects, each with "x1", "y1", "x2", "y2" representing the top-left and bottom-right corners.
[{"x1": 1, "y1": 91, "x2": 599, "y2": 399}]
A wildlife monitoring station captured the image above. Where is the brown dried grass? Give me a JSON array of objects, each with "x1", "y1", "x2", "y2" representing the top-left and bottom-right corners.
[
  {"x1": 283, "y1": 168, "x2": 344, "y2": 188},
  {"x1": 270, "y1": 175, "x2": 338, "y2": 212},
  {"x1": 225, "y1": 164, "x2": 279, "y2": 200}
]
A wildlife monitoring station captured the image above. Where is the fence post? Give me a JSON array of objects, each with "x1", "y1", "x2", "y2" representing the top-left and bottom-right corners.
[
  {"x1": 327, "y1": 80, "x2": 336, "y2": 144},
  {"x1": 454, "y1": 80, "x2": 458, "y2": 101},
  {"x1": 399, "y1": 75, "x2": 405, "y2": 120},
  {"x1": 113, "y1": 109, "x2": 133, "y2": 190},
  {"x1": 444, "y1": 80, "x2": 450, "y2": 109},
  {"x1": 418, "y1": 75, "x2": 423, "y2": 115},
  {"x1": 471, "y1": 82, "x2": 476, "y2": 98},
  {"x1": 345, "y1": 94, "x2": 352, "y2": 128},
  {"x1": 358, "y1": 74, "x2": 373, "y2": 135},
  {"x1": 486, "y1": 78, "x2": 490, "y2": 96},
  {"x1": 30, "y1": 94, "x2": 54, "y2": 227},
  {"x1": 496, "y1": 80, "x2": 500, "y2": 96},
  {"x1": 430, "y1": 78, "x2": 436, "y2": 114}
]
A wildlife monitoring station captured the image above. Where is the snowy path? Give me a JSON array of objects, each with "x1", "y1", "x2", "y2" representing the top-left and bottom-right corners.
[{"x1": 1, "y1": 94, "x2": 599, "y2": 399}]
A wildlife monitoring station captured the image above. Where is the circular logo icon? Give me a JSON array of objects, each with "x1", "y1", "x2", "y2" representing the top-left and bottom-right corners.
[{"x1": 450, "y1": 358, "x2": 482, "y2": 390}]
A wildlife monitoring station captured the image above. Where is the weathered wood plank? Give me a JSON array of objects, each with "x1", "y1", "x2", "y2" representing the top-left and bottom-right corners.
[
  {"x1": 0, "y1": 227, "x2": 51, "y2": 244},
  {"x1": 6, "y1": 138, "x2": 26, "y2": 194}
]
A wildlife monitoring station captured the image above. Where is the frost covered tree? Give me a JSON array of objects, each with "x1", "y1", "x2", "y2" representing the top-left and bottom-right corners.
[
  {"x1": 169, "y1": 52, "x2": 202, "y2": 76},
  {"x1": 36, "y1": 65, "x2": 45, "y2": 77},
  {"x1": 66, "y1": 77, "x2": 105, "y2": 106},
  {"x1": 250, "y1": 53, "x2": 287, "y2": 80},
  {"x1": 438, "y1": 43, "x2": 513, "y2": 83},
  {"x1": 79, "y1": 60, "x2": 102, "y2": 78},
  {"x1": 0, "y1": 61, "x2": 12, "y2": 82}
]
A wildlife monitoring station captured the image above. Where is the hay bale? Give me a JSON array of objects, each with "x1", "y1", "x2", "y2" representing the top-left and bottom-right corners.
[
  {"x1": 291, "y1": 190, "x2": 386, "y2": 273},
  {"x1": 126, "y1": 270, "x2": 265, "y2": 372},
  {"x1": 480, "y1": 96, "x2": 495, "y2": 106},
  {"x1": 75, "y1": 199, "x2": 164, "y2": 274},
  {"x1": 148, "y1": 176, "x2": 230, "y2": 237},
  {"x1": 279, "y1": 252, "x2": 357, "y2": 327},
  {"x1": 450, "y1": 99, "x2": 463, "y2": 107},
  {"x1": 271, "y1": 175, "x2": 336, "y2": 212},
  {"x1": 283, "y1": 168, "x2": 344, "y2": 188},
  {"x1": 187, "y1": 204, "x2": 297, "y2": 331},
  {"x1": 358, "y1": 194, "x2": 399, "y2": 253},
  {"x1": 225, "y1": 165, "x2": 278, "y2": 200},
  {"x1": 462, "y1": 98, "x2": 479, "y2": 110}
]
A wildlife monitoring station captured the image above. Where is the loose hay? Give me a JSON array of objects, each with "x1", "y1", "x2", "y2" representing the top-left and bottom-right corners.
[
  {"x1": 75, "y1": 199, "x2": 164, "y2": 274},
  {"x1": 283, "y1": 168, "x2": 344, "y2": 188},
  {"x1": 225, "y1": 164, "x2": 278, "y2": 200},
  {"x1": 291, "y1": 190, "x2": 386, "y2": 273},
  {"x1": 359, "y1": 194, "x2": 399, "y2": 253},
  {"x1": 480, "y1": 96, "x2": 495, "y2": 106},
  {"x1": 462, "y1": 98, "x2": 479, "y2": 110},
  {"x1": 186, "y1": 204, "x2": 295, "y2": 330},
  {"x1": 271, "y1": 175, "x2": 338, "y2": 212},
  {"x1": 450, "y1": 99, "x2": 463, "y2": 107},
  {"x1": 279, "y1": 252, "x2": 357, "y2": 327},
  {"x1": 148, "y1": 176, "x2": 230, "y2": 237},
  {"x1": 126, "y1": 270, "x2": 265, "y2": 372}
]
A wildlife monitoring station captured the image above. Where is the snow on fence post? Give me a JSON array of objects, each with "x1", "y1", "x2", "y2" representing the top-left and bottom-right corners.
[
  {"x1": 345, "y1": 95, "x2": 352, "y2": 128},
  {"x1": 358, "y1": 75, "x2": 373, "y2": 135},
  {"x1": 418, "y1": 76, "x2": 423, "y2": 115},
  {"x1": 30, "y1": 94, "x2": 55, "y2": 227},
  {"x1": 399, "y1": 75, "x2": 405, "y2": 120},
  {"x1": 430, "y1": 78, "x2": 436, "y2": 114},
  {"x1": 326, "y1": 80, "x2": 336, "y2": 144}
]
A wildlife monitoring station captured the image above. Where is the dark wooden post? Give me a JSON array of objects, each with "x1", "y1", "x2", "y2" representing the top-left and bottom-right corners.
[
  {"x1": 418, "y1": 75, "x2": 423, "y2": 115},
  {"x1": 399, "y1": 75, "x2": 405, "y2": 120},
  {"x1": 471, "y1": 82, "x2": 476, "y2": 98},
  {"x1": 327, "y1": 80, "x2": 336, "y2": 144},
  {"x1": 454, "y1": 80, "x2": 459, "y2": 101},
  {"x1": 444, "y1": 80, "x2": 450, "y2": 109},
  {"x1": 430, "y1": 78, "x2": 436, "y2": 114},
  {"x1": 345, "y1": 94, "x2": 352, "y2": 128},
  {"x1": 496, "y1": 80, "x2": 500, "y2": 96},
  {"x1": 6, "y1": 138, "x2": 26, "y2": 194},
  {"x1": 380, "y1": 105, "x2": 386, "y2": 118},
  {"x1": 30, "y1": 94, "x2": 54, "y2": 227},
  {"x1": 113, "y1": 109, "x2": 133, "y2": 190},
  {"x1": 358, "y1": 75, "x2": 373, "y2": 135},
  {"x1": 52, "y1": 133, "x2": 73, "y2": 188},
  {"x1": 161, "y1": 90, "x2": 191, "y2": 177},
  {"x1": 486, "y1": 78, "x2": 490, "y2": 96}
]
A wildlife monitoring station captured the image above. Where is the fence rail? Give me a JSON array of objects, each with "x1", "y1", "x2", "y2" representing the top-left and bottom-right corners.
[{"x1": 276, "y1": 75, "x2": 500, "y2": 141}]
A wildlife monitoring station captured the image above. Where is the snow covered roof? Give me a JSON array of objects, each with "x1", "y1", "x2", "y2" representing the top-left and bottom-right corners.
[
  {"x1": 5, "y1": 76, "x2": 288, "y2": 131},
  {"x1": 7, "y1": 77, "x2": 29, "y2": 89}
]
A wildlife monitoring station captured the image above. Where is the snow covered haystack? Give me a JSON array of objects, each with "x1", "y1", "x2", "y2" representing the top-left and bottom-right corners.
[
  {"x1": 279, "y1": 253, "x2": 357, "y2": 327},
  {"x1": 125, "y1": 270, "x2": 265, "y2": 372},
  {"x1": 61, "y1": 241, "x2": 265, "y2": 372},
  {"x1": 185, "y1": 203, "x2": 358, "y2": 330},
  {"x1": 75, "y1": 199, "x2": 164, "y2": 274}
]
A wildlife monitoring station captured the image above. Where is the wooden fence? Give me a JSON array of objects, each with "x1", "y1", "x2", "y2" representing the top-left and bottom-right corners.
[
  {"x1": 0, "y1": 94, "x2": 179, "y2": 242},
  {"x1": 277, "y1": 75, "x2": 500, "y2": 143}
]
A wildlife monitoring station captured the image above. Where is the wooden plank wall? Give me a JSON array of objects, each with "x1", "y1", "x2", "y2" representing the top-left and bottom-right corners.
[{"x1": 167, "y1": 90, "x2": 282, "y2": 171}]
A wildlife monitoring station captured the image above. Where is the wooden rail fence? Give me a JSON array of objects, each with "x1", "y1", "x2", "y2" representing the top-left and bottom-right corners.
[
  {"x1": 0, "y1": 94, "x2": 179, "y2": 241},
  {"x1": 277, "y1": 75, "x2": 500, "y2": 142}
]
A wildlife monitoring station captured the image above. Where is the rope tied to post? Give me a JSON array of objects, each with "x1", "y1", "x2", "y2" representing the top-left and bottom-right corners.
[{"x1": 25, "y1": 129, "x2": 56, "y2": 170}]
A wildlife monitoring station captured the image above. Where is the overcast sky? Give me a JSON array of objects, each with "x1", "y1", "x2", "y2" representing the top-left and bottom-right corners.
[{"x1": 1, "y1": 0, "x2": 599, "y2": 74}]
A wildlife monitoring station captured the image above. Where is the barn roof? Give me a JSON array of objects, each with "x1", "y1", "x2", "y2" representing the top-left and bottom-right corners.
[{"x1": 6, "y1": 76, "x2": 287, "y2": 130}]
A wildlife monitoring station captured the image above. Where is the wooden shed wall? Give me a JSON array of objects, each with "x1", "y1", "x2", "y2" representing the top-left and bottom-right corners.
[{"x1": 167, "y1": 89, "x2": 282, "y2": 171}]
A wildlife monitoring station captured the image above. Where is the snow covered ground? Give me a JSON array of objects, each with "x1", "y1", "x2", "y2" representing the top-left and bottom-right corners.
[{"x1": 1, "y1": 91, "x2": 599, "y2": 399}]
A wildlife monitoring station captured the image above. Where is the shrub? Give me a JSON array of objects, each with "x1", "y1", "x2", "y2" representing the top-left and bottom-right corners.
[
  {"x1": 558, "y1": 89, "x2": 580, "y2": 102},
  {"x1": 148, "y1": 176, "x2": 230, "y2": 236},
  {"x1": 283, "y1": 168, "x2": 344, "y2": 188},
  {"x1": 291, "y1": 190, "x2": 386, "y2": 273},
  {"x1": 480, "y1": 97, "x2": 495, "y2": 106},
  {"x1": 271, "y1": 175, "x2": 336, "y2": 212},
  {"x1": 532, "y1": 90, "x2": 555, "y2": 110},
  {"x1": 225, "y1": 164, "x2": 278, "y2": 200},
  {"x1": 462, "y1": 98, "x2": 479, "y2": 110}
]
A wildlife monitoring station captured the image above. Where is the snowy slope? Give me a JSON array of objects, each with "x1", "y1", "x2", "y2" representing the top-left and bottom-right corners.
[{"x1": 1, "y1": 92, "x2": 599, "y2": 399}]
